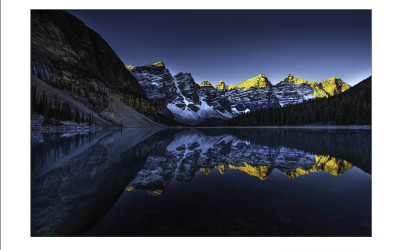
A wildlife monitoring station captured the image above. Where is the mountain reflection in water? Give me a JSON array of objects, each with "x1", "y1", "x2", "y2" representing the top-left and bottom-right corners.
[
  {"x1": 31, "y1": 128, "x2": 371, "y2": 236},
  {"x1": 125, "y1": 130, "x2": 356, "y2": 195}
]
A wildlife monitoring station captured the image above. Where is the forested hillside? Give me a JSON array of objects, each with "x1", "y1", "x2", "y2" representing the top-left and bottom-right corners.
[{"x1": 31, "y1": 10, "x2": 172, "y2": 127}]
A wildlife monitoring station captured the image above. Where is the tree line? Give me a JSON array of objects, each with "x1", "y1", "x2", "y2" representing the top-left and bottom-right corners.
[
  {"x1": 31, "y1": 84, "x2": 94, "y2": 126},
  {"x1": 228, "y1": 85, "x2": 371, "y2": 126}
]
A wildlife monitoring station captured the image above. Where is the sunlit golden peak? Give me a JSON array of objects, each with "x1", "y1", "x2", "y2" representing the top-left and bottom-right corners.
[
  {"x1": 199, "y1": 80, "x2": 212, "y2": 87},
  {"x1": 228, "y1": 162, "x2": 270, "y2": 180},
  {"x1": 282, "y1": 74, "x2": 350, "y2": 98},
  {"x1": 284, "y1": 155, "x2": 353, "y2": 180},
  {"x1": 148, "y1": 60, "x2": 165, "y2": 67},
  {"x1": 215, "y1": 80, "x2": 227, "y2": 90},
  {"x1": 227, "y1": 74, "x2": 271, "y2": 91},
  {"x1": 317, "y1": 77, "x2": 350, "y2": 97},
  {"x1": 200, "y1": 163, "x2": 270, "y2": 180},
  {"x1": 126, "y1": 65, "x2": 134, "y2": 70},
  {"x1": 283, "y1": 74, "x2": 309, "y2": 85},
  {"x1": 257, "y1": 73, "x2": 267, "y2": 78}
]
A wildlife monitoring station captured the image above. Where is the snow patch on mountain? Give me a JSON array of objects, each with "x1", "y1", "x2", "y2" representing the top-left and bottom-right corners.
[
  {"x1": 128, "y1": 63, "x2": 351, "y2": 125},
  {"x1": 128, "y1": 63, "x2": 234, "y2": 125}
]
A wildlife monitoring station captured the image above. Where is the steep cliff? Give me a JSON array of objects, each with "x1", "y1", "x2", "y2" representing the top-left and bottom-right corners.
[
  {"x1": 223, "y1": 74, "x2": 280, "y2": 114},
  {"x1": 128, "y1": 61, "x2": 233, "y2": 125},
  {"x1": 274, "y1": 74, "x2": 351, "y2": 106}
]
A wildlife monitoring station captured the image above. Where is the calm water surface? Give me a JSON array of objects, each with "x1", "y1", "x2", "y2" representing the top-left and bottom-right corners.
[{"x1": 31, "y1": 128, "x2": 371, "y2": 236}]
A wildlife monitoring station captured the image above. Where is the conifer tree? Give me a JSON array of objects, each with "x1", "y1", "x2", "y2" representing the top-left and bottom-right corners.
[{"x1": 75, "y1": 108, "x2": 80, "y2": 123}]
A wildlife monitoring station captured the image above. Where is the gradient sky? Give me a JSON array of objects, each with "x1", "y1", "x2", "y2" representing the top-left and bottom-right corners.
[{"x1": 68, "y1": 10, "x2": 371, "y2": 86}]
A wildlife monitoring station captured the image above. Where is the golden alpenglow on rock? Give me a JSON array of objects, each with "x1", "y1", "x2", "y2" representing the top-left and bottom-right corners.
[
  {"x1": 314, "y1": 155, "x2": 353, "y2": 176},
  {"x1": 283, "y1": 74, "x2": 351, "y2": 98},
  {"x1": 126, "y1": 156, "x2": 354, "y2": 196},
  {"x1": 215, "y1": 80, "x2": 227, "y2": 90},
  {"x1": 284, "y1": 155, "x2": 353, "y2": 179},
  {"x1": 216, "y1": 164, "x2": 226, "y2": 174},
  {"x1": 283, "y1": 74, "x2": 312, "y2": 85},
  {"x1": 152, "y1": 189, "x2": 164, "y2": 196},
  {"x1": 149, "y1": 60, "x2": 165, "y2": 67},
  {"x1": 126, "y1": 65, "x2": 134, "y2": 70},
  {"x1": 200, "y1": 168, "x2": 212, "y2": 175},
  {"x1": 198, "y1": 155, "x2": 353, "y2": 181},
  {"x1": 227, "y1": 74, "x2": 271, "y2": 91},
  {"x1": 199, "y1": 80, "x2": 212, "y2": 87},
  {"x1": 320, "y1": 78, "x2": 351, "y2": 97},
  {"x1": 200, "y1": 163, "x2": 270, "y2": 180},
  {"x1": 228, "y1": 163, "x2": 270, "y2": 180}
]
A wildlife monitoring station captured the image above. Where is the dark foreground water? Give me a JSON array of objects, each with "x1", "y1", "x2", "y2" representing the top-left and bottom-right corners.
[{"x1": 31, "y1": 128, "x2": 371, "y2": 236}]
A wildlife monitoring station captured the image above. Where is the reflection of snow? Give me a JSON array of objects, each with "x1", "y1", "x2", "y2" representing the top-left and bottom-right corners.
[
  {"x1": 167, "y1": 130, "x2": 232, "y2": 156},
  {"x1": 124, "y1": 129, "x2": 357, "y2": 196}
]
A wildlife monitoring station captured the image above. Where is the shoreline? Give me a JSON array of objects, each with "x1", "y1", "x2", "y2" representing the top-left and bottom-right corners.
[
  {"x1": 31, "y1": 124, "x2": 372, "y2": 132},
  {"x1": 191, "y1": 125, "x2": 372, "y2": 129},
  {"x1": 31, "y1": 125, "x2": 105, "y2": 133}
]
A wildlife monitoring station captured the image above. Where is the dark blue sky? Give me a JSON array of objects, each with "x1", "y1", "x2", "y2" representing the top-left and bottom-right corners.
[{"x1": 68, "y1": 10, "x2": 371, "y2": 86}]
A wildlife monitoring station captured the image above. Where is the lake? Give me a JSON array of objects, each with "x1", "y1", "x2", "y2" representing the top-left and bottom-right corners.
[{"x1": 31, "y1": 128, "x2": 371, "y2": 236}]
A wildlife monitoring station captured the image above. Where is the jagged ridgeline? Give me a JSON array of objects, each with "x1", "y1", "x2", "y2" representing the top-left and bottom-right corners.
[
  {"x1": 228, "y1": 76, "x2": 371, "y2": 126},
  {"x1": 31, "y1": 10, "x2": 355, "y2": 127},
  {"x1": 126, "y1": 61, "x2": 352, "y2": 125},
  {"x1": 31, "y1": 10, "x2": 174, "y2": 126}
]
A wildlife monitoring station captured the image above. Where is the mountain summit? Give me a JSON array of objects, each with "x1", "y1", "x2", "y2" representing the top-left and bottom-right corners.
[
  {"x1": 227, "y1": 74, "x2": 272, "y2": 91},
  {"x1": 147, "y1": 60, "x2": 165, "y2": 68},
  {"x1": 199, "y1": 80, "x2": 212, "y2": 87},
  {"x1": 283, "y1": 74, "x2": 310, "y2": 85},
  {"x1": 215, "y1": 80, "x2": 227, "y2": 90},
  {"x1": 279, "y1": 74, "x2": 350, "y2": 99}
]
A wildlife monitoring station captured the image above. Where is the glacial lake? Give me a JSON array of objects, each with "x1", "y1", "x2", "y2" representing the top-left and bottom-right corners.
[{"x1": 31, "y1": 128, "x2": 371, "y2": 236}]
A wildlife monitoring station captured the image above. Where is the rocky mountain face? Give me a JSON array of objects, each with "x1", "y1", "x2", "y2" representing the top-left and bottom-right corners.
[
  {"x1": 128, "y1": 62, "x2": 233, "y2": 125},
  {"x1": 223, "y1": 74, "x2": 280, "y2": 113},
  {"x1": 128, "y1": 62, "x2": 351, "y2": 125},
  {"x1": 274, "y1": 74, "x2": 351, "y2": 106},
  {"x1": 31, "y1": 10, "x2": 168, "y2": 127}
]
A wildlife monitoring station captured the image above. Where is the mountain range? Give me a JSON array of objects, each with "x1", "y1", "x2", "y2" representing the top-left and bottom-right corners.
[
  {"x1": 125, "y1": 129, "x2": 355, "y2": 195},
  {"x1": 31, "y1": 10, "x2": 353, "y2": 127},
  {"x1": 127, "y1": 61, "x2": 350, "y2": 124}
]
